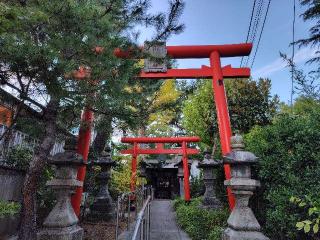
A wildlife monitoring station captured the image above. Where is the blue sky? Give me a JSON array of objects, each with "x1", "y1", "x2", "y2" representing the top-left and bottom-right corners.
[{"x1": 138, "y1": 0, "x2": 318, "y2": 103}]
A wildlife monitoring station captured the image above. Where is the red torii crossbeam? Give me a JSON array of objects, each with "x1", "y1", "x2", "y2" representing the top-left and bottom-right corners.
[
  {"x1": 116, "y1": 43, "x2": 252, "y2": 210},
  {"x1": 121, "y1": 136, "x2": 200, "y2": 201},
  {"x1": 140, "y1": 65, "x2": 250, "y2": 79}
]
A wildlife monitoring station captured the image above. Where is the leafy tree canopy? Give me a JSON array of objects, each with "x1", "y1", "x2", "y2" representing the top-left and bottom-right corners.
[{"x1": 182, "y1": 78, "x2": 279, "y2": 148}]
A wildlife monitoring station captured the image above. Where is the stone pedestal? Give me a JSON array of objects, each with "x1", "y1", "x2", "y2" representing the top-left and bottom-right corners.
[
  {"x1": 38, "y1": 138, "x2": 85, "y2": 240},
  {"x1": 198, "y1": 149, "x2": 222, "y2": 209},
  {"x1": 88, "y1": 147, "x2": 115, "y2": 221},
  {"x1": 222, "y1": 134, "x2": 269, "y2": 240}
]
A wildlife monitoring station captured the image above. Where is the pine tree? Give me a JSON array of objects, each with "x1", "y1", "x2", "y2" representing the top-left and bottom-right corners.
[
  {"x1": 0, "y1": 1, "x2": 185, "y2": 239},
  {"x1": 297, "y1": 0, "x2": 320, "y2": 64}
]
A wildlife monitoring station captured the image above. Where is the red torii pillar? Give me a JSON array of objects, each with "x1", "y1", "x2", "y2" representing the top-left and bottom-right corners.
[
  {"x1": 115, "y1": 43, "x2": 252, "y2": 209},
  {"x1": 66, "y1": 66, "x2": 95, "y2": 216},
  {"x1": 121, "y1": 136, "x2": 200, "y2": 201}
]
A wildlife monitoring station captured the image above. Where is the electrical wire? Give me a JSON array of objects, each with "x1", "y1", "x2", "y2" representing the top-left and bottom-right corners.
[
  {"x1": 250, "y1": 0, "x2": 272, "y2": 68},
  {"x1": 244, "y1": 0, "x2": 265, "y2": 67},
  {"x1": 240, "y1": 0, "x2": 257, "y2": 67},
  {"x1": 249, "y1": 0, "x2": 264, "y2": 44}
]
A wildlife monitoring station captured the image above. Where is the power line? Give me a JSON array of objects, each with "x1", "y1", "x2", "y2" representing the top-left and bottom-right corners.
[
  {"x1": 244, "y1": 0, "x2": 265, "y2": 67},
  {"x1": 240, "y1": 0, "x2": 257, "y2": 67},
  {"x1": 290, "y1": 0, "x2": 296, "y2": 107},
  {"x1": 250, "y1": 0, "x2": 272, "y2": 68},
  {"x1": 246, "y1": 0, "x2": 257, "y2": 43},
  {"x1": 249, "y1": 0, "x2": 264, "y2": 44}
]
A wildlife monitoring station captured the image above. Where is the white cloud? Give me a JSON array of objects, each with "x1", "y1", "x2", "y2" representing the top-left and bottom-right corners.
[{"x1": 252, "y1": 47, "x2": 318, "y2": 77}]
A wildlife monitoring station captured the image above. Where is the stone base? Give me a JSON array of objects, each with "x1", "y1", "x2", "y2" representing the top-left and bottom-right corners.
[
  {"x1": 87, "y1": 211, "x2": 116, "y2": 222},
  {"x1": 87, "y1": 200, "x2": 116, "y2": 222},
  {"x1": 37, "y1": 225, "x2": 83, "y2": 240},
  {"x1": 222, "y1": 228, "x2": 269, "y2": 240}
]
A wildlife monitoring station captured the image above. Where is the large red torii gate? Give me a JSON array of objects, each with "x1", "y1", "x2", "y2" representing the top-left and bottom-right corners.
[
  {"x1": 115, "y1": 43, "x2": 252, "y2": 209},
  {"x1": 121, "y1": 136, "x2": 200, "y2": 201}
]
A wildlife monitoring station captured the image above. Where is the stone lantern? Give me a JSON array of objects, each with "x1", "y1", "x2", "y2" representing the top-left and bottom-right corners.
[
  {"x1": 198, "y1": 149, "x2": 222, "y2": 209},
  {"x1": 88, "y1": 146, "x2": 115, "y2": 221},
  {"x1": 37, "y1": 138, "x2": 85, "y2": 240},
  {"x1": 222, "y1": 134, "x2": 269, "y2": 240}
]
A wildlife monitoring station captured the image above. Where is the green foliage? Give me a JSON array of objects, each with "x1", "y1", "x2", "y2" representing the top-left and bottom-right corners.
[
  {"x1": 280, "y1": 96, "x2": 320, "y2": 115},
  {"x1": 0, "y1": 200, "x2": 21, "y2": 217},
  {"x1": 182, "y1": 78, "x2": 279, "y2": 148},
  {"x1": 5, "y1": 146, "x2": 33, "y2": 170},
  {"x1": 297, "y1": 0, "x2": 320, "y2": 65},
  {"x1": 36, "y1": 166, "x2": 55, "y2": 211},
  {"x1": 147, "y1": 79, "x2": 182, "y2": 136},
  {"x1": 290, "y1": 196, "x2": 320, "y2": 237},
  {"x1": 190, "y1": 174, "x2": 205, "y2": 198},
  {"x1": 109, "y1": 155, "x2": 146, "y2": 196},
  {"x1": 173, "y1": 197, "x2": 228, "y2": 240},
  {"x1": 244, "y1": 103, "x2": 320, "y2": 239}
]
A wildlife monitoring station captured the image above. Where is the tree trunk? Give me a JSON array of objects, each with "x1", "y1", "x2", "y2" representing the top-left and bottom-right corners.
[
  {"x1": 18, "y1": 98, "x2": 59, "y2": 240},
  {"x1": 92, "y1": 115, "x2": 112, "y2": 155}
]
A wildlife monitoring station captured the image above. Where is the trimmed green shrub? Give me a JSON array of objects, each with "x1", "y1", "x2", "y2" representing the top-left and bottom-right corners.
[
  {"x1": 0, "y1": 200, "x2": 21, "y2": 217},
  {"x1": 245, "y1": 107, "x2": 320, "y2": 239},
  {"x1": 173, "y1": 197, "x2": 228, "y2": 240}
]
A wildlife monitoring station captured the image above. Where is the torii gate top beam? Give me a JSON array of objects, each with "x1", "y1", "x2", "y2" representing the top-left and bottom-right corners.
[{"x1": 114, "y1": 43, "x2": 252, "y2": 59}]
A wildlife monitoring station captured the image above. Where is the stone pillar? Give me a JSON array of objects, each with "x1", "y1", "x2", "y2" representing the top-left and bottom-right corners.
[
  {"x1": 37, "y1": 138, "x2": 85, "y2": 240},
  {"x1": 176, "y1": 160, "x2": 185, "y2": 198},
  {"x1": 178, "y1": 178, "x2": 184, "y2": 198},
  {"x1": 88, "y1": 147, "x2": 115, "y2": 221},
  {"x1": 198, "y1": 149, "x2": 222, "y2": 209},
  {"x1": 222, "y1": 134, "x2": 269, "y2": 240}
]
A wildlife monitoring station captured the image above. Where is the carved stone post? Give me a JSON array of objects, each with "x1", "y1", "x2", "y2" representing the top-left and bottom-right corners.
[
  {"x1": 175, "y1": 159, "x2": 185, "y2": 198},
  {"x1": 88, "y1": 147, "x2": 115, "y2": 221},
  {"x1": 222, "y1": 134, "x2": 269, "y2": 240},
  {"x1": 198, "y1": 149, "x2": 222, "y2": 209},
  {"x1": 37, "y1": 138, "x2": 85, "y2": 240}
]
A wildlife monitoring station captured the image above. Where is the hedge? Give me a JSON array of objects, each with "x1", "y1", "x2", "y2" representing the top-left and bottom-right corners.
[
  {"x1": 173, "y1": 198, "x2": 228, "y2": 240},
  {"x1": 245, "y1": 107, "x2": 320, "y2": 239}
]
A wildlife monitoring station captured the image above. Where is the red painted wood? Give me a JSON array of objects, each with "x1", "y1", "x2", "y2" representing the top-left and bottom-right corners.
[
  {"x1": 182, "y1": 141, "x2": 191, "y2": 201},
  {"x1": 121, "y1": 136, "x2": 200, "y2": 143},
  {"x1": 166, "y1": 43, "x2": 252, "y2": 58},
  {"x1": 120, "y1": 148, "x2": 199, "y2": 155},
  {"x1": 114, "y1": 43, "x2": 252, "y2": 59},
  {"x1": 130, "y1": 142, "x2": 138, "y2": 193},
  {"x1": 210, "y1": 51, "x2": 235, "y2": 209},
  {"x1": 139, "y1": 65, "x2": 250, "y2": 79},
  {"x1": 71, "y1": 108, "x2": 94, "y2": 216}
]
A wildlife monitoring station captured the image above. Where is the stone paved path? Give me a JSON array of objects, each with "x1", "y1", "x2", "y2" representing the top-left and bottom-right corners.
[{"x1": 150, "y1": 200, "x2": 191, "y2": 240}]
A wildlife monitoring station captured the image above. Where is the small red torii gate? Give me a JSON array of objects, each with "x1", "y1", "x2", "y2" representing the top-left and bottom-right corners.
[
  {"x1": 121, "y1": 136, "x2": 200, "y2": 201},
  {"x1": 115, "y1": 43, "x2": 252, "y2": 209}
]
